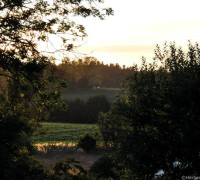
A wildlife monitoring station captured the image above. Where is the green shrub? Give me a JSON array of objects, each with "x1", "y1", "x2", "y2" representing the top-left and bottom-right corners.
[{"x1": 77, "y1": 133, "x2": 96, "y2": 152}]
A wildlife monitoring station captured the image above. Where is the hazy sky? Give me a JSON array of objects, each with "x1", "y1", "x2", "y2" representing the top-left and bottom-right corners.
[
  {"x1": 76, "y1": 0, "x2": 200, "y2": 66},
  {"x1": 41, "y1": 0, "x2": 200, "y2": 66}
]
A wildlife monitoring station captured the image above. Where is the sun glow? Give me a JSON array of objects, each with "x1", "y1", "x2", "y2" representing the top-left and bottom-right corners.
[
  {"x1": 43, "y1": 0, "x2": 200, "y2": 66},
  {"x1": 74, "y1": 0, "x2": 200, "y2": 66}
]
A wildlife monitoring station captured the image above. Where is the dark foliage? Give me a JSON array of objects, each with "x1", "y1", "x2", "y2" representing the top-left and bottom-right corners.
[
  {"x1": 77, "y1": 133, "x2": 96, "y2": 153},
  {"x1": 53, "y1": 158, "x2": 87, "y2": 180},
  {"x1": 50, "y1": 98, "x2": 88, "y2": 124},
  {"x1": 49, "y1": 95, "x2": 110, "y2": 124},
  {"x1": 86, "y1": 95, "x2": 111, "y2": 123},
  {"x1": 89, "y1": 156, "x2": 117, "y2": 179},
  {"x1": 4, "y1": 155, "x2": 50, "y2": 180},
  {"x1": 56, "y1": 57, "x2": 134, "y2": 89},
  {"x1": 0, "y1": 0, "x2": 112, "y2": 179},
  {"x1": 99, "y1": 42, "x2": 200, "y2": 179}
]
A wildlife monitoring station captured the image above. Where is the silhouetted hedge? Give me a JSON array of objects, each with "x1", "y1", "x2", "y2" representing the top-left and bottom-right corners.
[{"x1": 49, "y1": 95, "x2": 110, "y2": 124}]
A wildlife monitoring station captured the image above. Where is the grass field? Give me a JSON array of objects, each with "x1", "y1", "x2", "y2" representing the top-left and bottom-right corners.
[
  {"x1": 32, "y1": 122, "x2": 97, "y2": 144},
  {"x1": 61, "y1": 88, "x2": 121, "y2": 103},
  {"x1": 33, "y1": 123, "x2": 102, "y2": 169},
  {"x1": 33, "y1": 88, "x2": 119, "y2": 144}
]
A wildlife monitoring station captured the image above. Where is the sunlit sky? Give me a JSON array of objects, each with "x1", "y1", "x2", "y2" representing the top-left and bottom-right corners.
[
  {"x1": 43, "y1": 0, "x2": 200, "y2": 66},
  {"x1": 77, "y1": 0, "x2": 200, "y2": 66}
]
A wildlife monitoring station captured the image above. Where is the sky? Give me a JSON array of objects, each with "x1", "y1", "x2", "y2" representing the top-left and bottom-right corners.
[
  {"x1": 42, "y1": 0, "x2": 200, "y2": 67},
  {"x1": 76, "y1": 0, "x2": 200, "y2": 66}
]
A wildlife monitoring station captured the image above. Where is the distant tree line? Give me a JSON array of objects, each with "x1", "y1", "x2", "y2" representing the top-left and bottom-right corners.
[
  {"x1": 49, "y1": 95, "x2": 110, "y2": 124},
  {"x1": 55, "y1": 57, "x2": 134, "y2": 89}
]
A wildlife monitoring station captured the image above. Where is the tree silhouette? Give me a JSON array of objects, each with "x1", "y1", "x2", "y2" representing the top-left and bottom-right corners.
[
  {"x1": 0, "y1": 0, "x2": 112, "y2": 178},
  {"x1": 99, "y1": 42, "x2": 200, "y2": 179},
  {"x1": 56, "y1": 57, "x2": 133, "y2": 89}
]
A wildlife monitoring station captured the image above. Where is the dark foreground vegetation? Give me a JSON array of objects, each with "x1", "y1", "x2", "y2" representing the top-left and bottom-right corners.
[
  {"x1": 0, "y1": 0, "x2": 113, "y2": 179},
  {"x1": 98, "y1": 42, "x2": 200, "y2": 179}
]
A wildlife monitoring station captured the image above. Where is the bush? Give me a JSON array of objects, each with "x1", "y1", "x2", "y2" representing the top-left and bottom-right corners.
[
  {"x1": 77, "y1": 133, "x2": 96, "y2": 152},
  {"x1": 89, "y1": 156, "x2": 117, "y2": 179}
]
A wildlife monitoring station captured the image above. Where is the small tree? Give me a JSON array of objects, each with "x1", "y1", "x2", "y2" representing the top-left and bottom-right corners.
[{"x1": 99, "y1": 42, "x2": 200, "y2": 179}]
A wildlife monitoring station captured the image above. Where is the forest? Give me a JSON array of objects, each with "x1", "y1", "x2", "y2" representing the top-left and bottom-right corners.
[
  {"x1": 55, "y1": 57, "x2": 133, "y2": 89},
  {"x1": 49, "y1": 59, "x2": 130, "y2": 124},
  {"x1": 0, "y1": 0, "x2": 200, "y2": 180}
]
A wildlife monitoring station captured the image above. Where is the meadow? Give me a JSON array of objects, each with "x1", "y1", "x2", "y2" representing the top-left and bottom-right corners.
[
  {"x1": 61, "y1": 88, "x2": 121, "y2": 103},
  {"x1": 32, "y1": 122, "x2": 97, "y2": 144},
  {"x1": 33, "y1": 88, "x2": 120, "y2": 144},
  {"x1": 33, "y1": 122, "x2": 102, "y2": 170}
]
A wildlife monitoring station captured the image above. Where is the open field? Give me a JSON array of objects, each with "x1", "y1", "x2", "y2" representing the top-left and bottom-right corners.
[
  {"x1": 33, "y1": 122, "x2": 102, "y2": 169},
  {"x1": 32, "y1": 122, "x2": 97, "y2": 144},
  {"x1": 61, "y1": 88, "x2": 121, "y2": 103}
]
